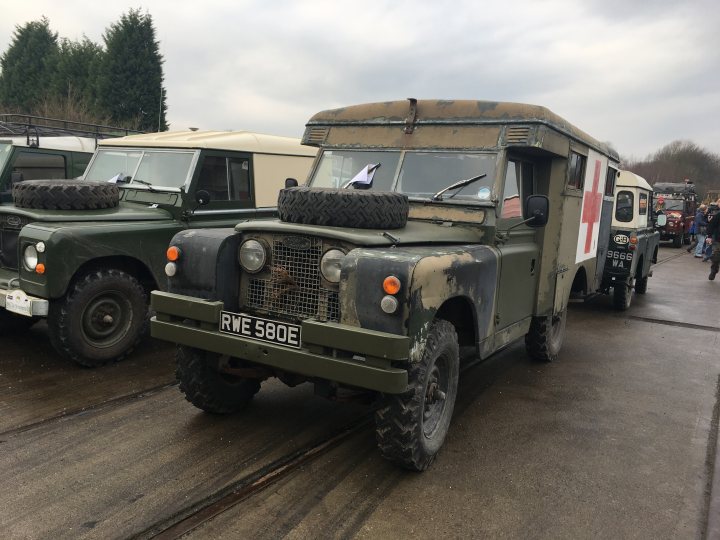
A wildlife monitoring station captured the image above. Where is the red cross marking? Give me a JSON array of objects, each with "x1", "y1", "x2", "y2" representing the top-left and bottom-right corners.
[{"x1": 581, "y1": 160, "x2": 603, "y2": 254}]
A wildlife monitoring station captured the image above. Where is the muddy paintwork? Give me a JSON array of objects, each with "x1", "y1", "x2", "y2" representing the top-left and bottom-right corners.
[{"x1": 151, "y1": 99, "x2": 620, "y2": 394}]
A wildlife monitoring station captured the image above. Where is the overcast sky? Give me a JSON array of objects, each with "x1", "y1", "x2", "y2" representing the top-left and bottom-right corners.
[{"x1": 1, "y1": 0, "x2": 718, "y2": 160}]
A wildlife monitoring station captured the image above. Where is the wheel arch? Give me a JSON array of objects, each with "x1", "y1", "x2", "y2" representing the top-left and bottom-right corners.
[
  {"x1": 69, "y1": 255, "x2": 158, "y2": 296},
  {"x1": 435, "y1": 295, "x2": 478, "y2": 349}
]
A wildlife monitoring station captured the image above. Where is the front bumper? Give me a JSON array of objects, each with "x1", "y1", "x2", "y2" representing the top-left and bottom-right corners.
[
  {"x1": 150, "y1": 291, "x2": 409, "y2": 394},
  {"x1": 0, "y1": 268, "x2": 49, "y2": 317}
]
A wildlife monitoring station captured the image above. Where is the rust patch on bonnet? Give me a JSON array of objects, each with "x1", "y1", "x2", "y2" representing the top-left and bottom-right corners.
[{"x1": 409, "y1": 205, "x2": 486, "y2": 225}]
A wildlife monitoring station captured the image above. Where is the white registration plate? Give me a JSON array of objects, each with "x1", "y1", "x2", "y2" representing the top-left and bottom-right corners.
[
  {"x1": 219, "y1": 311, "x2": 301, "y2": 349},
  {"x1": 6, "y1": 289, "x2": 33, "y2": 317}
]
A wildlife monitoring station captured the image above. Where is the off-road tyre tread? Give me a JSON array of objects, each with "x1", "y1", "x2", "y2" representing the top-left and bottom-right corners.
[
  {"x1": 635, "y1": 275, "x2": 648, "y2": 294},
  {"x1": 374, "y1": 320, "x2": 458, "y2": 471},
  {"x1": 612, "y1": 278, "x2": 633, "y2": 310},
  {"x1": 525, "y1": 309, "x2": 567, "y2": 363},
  {"x1": 176, "y1": 346, "x2": 261, "y2": 414},
  {"x1": 278, "y1": 186, "x2": 409, "y2": 229},
  {"x1": 47, "y1": 269, "x2": 147, "y2": 367},
  {"x1": 13, "y1": 180, "x2": 119, "y2": 210}
]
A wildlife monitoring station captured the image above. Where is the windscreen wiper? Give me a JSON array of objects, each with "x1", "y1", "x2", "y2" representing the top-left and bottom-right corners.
[
  {"x1": 130, "y1": 178, "x2": 158, "y2": 192},
  {"x1": 431, "y1": 173, "x2": 487, "y2": 201}
]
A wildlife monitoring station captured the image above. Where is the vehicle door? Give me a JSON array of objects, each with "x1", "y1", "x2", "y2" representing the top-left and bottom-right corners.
[
  {"x1": 495, "y1": 156, "x2": 541, "y2": 331},
  {"x1": 187, "y1": 151, "x2": 269, "y2": 228}
]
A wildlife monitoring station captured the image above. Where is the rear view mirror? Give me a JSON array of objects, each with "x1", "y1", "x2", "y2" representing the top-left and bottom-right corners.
[
  {"x1": 285, "y1": 178, "x2": 298, "y2": 188},
  {"x1": 525, "y1": 195, "x2": 549, "y2": 228}
]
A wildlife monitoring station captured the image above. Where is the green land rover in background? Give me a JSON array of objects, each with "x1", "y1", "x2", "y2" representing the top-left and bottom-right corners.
[
  {"x1": 0, "y1": 130, "x2": 316, "y2": 367},
  {"x1": 150, "y1": 99, "x2": 622, "y2": 471}
]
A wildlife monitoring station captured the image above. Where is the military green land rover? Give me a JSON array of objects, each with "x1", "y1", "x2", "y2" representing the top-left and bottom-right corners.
[
  {"x1": 0, "y1": 130, "x2": 315, "y2": 366},
  {"x1": 150, "y1": 99, "x2": 620, "y2": 470}
]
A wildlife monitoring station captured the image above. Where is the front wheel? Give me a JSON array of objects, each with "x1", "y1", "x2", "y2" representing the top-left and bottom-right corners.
[
  {"x1": 525, "y1": 308, "x2": 567, "y2": 362},
  {"x1": 375, "y1": 320, "x2": 459, "y2": 471},
  {"x1": 47, "y1": 269, "x2": 147, "y2": 367},
  {"x1": 613, "y1": 276, "x2": 634, "y2": 310},
  {"x1": 176, "y1": 346, "x2": 261, "y2": 414},
  {"x1": 673, "y1": 234, "x2": 683, "y2": 248}
]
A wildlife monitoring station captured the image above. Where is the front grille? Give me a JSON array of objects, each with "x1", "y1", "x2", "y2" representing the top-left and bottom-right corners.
[
  {"x1": 245, "y1": 236, "x2": 341, "y2": 322},
  {"x1": 0, "y1": 214, "x2": 27, "y2": 270}
]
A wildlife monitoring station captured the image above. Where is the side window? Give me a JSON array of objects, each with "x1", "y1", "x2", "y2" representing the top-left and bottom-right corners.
[
  {"x1": 615, "y1": 190, "x2": 634, "y2": 222},
  {"x1": 197, "y1": 156, "x2": 229, "y2": 201},
  {"x1": 228, "y1": 158, "x2": 251, "y2": 200},
  {"x1": 501, "y1": 159, "x2": 534, "y2": 218},
  {"x1": 197, "y1": 156, "x2": 250, "y2": 202},
  {"x1": 638, "y1": 193, "x2": 648, "y2": 215},
  {"x1": 605, "y1": 166, "x2": 617, "y2": 196},
  {"x1": 13, "y1": 151, "x2": 66, "y2": 180},
  {"x1": 567, "y1": 152, "x2": 587, "y2": 190}
]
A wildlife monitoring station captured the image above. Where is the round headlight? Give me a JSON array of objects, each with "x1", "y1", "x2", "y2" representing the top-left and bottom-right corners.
[
  {"x1": 320, "y1": 249, "x2": 346, "y2": 283},
  {"x1": 24, "y1": 245, "x2": 38, "y2": 270},
  {"x1": 238, "y1": 239, "x2": 267, "y2": 273}
]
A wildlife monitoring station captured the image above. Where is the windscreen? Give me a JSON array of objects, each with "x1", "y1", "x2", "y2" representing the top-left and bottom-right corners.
[
  {"x1": 309, "y1": 149, "x2": 497, "y2": 201},
  {"x1": 84, "y1": 148, "x2": 196, "y2": 190}
]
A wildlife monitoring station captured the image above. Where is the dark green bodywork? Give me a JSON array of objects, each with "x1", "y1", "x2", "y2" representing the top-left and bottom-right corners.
[{"x1": 150, "y1": 99, "x2": 621, "y2": 394}]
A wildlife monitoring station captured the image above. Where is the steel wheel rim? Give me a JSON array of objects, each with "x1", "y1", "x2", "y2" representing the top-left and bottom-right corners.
[
  {"x1": 81, "y1": 290, "x2": 132, "y2": 348},
  {"x1": 423, "y1": 353, "x2": 449, "y2": 438}
]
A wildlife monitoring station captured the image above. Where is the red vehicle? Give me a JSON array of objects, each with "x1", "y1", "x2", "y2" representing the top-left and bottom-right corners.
[{"x1": 652, "y1": 182, "x2": 697, "y2": 247}]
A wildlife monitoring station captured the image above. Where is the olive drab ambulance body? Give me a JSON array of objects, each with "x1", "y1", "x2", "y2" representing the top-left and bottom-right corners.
[{"x1": 150, "y1": 99, "x2": 620, "y2": 471}]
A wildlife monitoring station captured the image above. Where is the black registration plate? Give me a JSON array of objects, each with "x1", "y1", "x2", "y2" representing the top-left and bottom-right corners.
[{"x1": 219, "y1": 311, "x2": 301, "y2": 349}]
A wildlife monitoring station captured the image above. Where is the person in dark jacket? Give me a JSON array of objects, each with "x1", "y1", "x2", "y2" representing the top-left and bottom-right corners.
[{"x1": 707, "y1": 201, "x2": 720, "y2": 280}]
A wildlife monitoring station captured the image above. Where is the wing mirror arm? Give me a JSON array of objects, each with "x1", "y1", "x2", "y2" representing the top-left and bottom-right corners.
[{"x1": 183, "y1": 189, "x2": 211, "y2": 219}]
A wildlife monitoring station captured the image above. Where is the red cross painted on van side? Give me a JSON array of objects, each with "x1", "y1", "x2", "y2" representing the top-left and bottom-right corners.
[{"x1": 581, "y1": 160, "x2": 603, "y2": 254}]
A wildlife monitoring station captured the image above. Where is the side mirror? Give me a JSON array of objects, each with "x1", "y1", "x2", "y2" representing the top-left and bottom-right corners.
[
  {"x1": 285, "y1": 178, "x2": 298, "y2": 188},
  {"x1": 195, "y1": 189, "x2": 211, "y2": 206},
  {"x1": 656, "y1": 214, "x2": 667, "y2": 227},
  {"x1": 524, "y1": 195, "x2": 549, "y2": 228}
]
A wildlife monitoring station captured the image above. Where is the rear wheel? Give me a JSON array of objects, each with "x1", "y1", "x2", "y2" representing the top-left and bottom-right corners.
[
  {"x1": 177, "y1": 346, "x2": 261, "y2": 414},
  {"x1": 613, "y1": 276, "x2": 634, "y2": 310},
  {"x1": 525, "y1": 308, "x2": 567, "y2": 362},
  {"x1": 375, "y1": 320, "x2": 459, "y2": 471}
]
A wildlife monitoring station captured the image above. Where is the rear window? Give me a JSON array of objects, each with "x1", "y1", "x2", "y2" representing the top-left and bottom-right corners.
[{"x1": 615, "y1": 190, "x2": 634, "y2": 222}]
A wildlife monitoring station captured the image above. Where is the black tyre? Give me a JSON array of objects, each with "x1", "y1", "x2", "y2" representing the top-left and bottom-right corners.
[
  {"x1": 278, "y1": 186, "x2": 409, "y2": 229},
  {"x1": 612, "y1": 276, "x2": 634, "y2": 311},
  {"x1": 635, "y1": 271, "x2": 648, "y2": 295},
  {"x1": 672, "y1": 234, "x2": 682, "y2": 248},
  {"x1": 0, "y1": 310, "x2": 38, "y2": 334},
  {"x1": 13, "y1": 180, "x2": 119, "y2": 210},
  {"x1": 47, "y1": 269, "x2": 147, "y2": 367},
  {"x1": 525, "y1": 308, "x2": 567, "y2": 362},
  {"x1": 684, "y1": 234, "x2": 691, "y2": 245},
  {"x1": 176, "y1": 346, "x2": 261, "y2": 414},
  {"x1": 375, "y1": 319, "x2": 459, "y2": 471}
]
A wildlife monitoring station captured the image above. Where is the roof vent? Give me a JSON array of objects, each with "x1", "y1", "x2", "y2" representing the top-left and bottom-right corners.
[
  {"x1": 505, "y1": 126, "x2": 530, "y2": 144},
  {"x1": 305, "y1": 126, "x2": 329, "y2": 144}
]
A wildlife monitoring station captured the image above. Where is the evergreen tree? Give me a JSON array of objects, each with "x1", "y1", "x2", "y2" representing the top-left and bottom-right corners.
[
  {"x1": 0, "y1": 18, "x2": 59, "y2": 111},
  {"x1": 50, "y1": 37, "x2": 103, "y2": 110},
  {"x1": 96, "y1": 9, "x2": 167, "y2": 131}
]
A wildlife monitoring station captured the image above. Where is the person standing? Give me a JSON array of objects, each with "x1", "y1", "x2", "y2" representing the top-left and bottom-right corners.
[
  {"x1": 688, "y1": 204, "x2": 707, "y2": 257},
  {"x1": 708, "y1": 201, "x2": 720, "y2": 280}
]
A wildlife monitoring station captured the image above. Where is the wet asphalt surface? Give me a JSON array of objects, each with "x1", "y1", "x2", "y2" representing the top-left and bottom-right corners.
[{"x1": 0, "y1": 246, "x2": 718, "y2": 539}]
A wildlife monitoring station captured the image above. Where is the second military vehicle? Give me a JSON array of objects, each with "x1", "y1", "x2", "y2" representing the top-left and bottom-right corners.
[
  {"x1": 653, "y1": 181, "x2": 697, "y2": 247},
  {"x1": 0, "y1": 130, "x2": 315, "y2": 366},
  {"x1": 151, "y1": 99, "x2": 620, "y2": 470}
]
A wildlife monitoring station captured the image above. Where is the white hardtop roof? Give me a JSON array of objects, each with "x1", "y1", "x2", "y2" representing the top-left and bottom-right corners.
[
  {"x1": 616, "y1": 170, "x2": 652, "y2": 192},
  {"x1": 99, "y1": 130, "x2": 317, "y2": 157},
  {"x1": 0, "y1": 135, "x2": 97, "y2": 153}
]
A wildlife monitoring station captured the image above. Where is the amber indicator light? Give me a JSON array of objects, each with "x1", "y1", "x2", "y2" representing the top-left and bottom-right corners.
[
  {"x1": 383, "y1": 276, "x2": 401, "y2": 295},
  {"x1": 167, "y1": 246, "x2": 181, "y2": 261}
]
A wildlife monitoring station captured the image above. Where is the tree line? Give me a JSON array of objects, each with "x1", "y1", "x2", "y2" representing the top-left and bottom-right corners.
[
  {"x1": 622, "y1": 141, "x2": 720, "y2": 202},
  {"x1": 0, "y1": 10, "x2": 166, "y2": 132}
]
